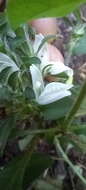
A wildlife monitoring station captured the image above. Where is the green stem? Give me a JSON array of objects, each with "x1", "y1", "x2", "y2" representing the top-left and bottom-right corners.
[
  {"x1": 54, "y1": 137, "x2": 86, "y2": 185},
  {"x1": 64, "y1": 79, "x2": 86, "y2": 129},
  {"x1": 13, "y1": 127, "x2": 62, "y2": 138}
]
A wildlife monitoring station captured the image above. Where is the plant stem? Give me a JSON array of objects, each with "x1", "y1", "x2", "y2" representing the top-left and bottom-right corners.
[
  {"x1": 54, "y1": 137, "x2": 86, "y2": 185},
  {"x1": 13, "y1": 127, "x2": 62, "y2": 138},
  {"x1": 64, "y1": 79, "x2": 86, "y2": 129}
]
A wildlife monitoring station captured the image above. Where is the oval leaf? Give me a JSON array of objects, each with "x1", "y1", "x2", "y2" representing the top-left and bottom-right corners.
[{"x1": 7, "y1": 0, "x2": 86, "y2": 27}]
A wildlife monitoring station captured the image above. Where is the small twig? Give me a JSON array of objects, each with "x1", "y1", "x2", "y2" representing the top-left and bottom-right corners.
[
  {"x1": 68, "y1": 168, "x2": 76, "y2": 190},
  {"x1": 80, "y1": 10, "x2": 86, "y2": 22},
  {"x1": 54, "y1": 137, "x2": 86, "y2": 185},
  {"x1": 64, "y1": 79, "x2": 86, "y2": 129},
  {"x1": 78, "y1": 163, "x2": 86, "y2": 171}
]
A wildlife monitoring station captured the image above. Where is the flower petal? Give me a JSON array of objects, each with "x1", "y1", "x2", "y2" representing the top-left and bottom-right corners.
[
  {"x1": 37, "y1": 82, "x2": 73, "y2": 105},
  {"x1": 48, "y1": 61, "x2": 73, "y2": 76},
  {"x1": 30, "y1": 64, "x2": 44, "y2": 99},
  {"x1": 33, "y1": 34, "x2": 73, "y2": 79},
  {"x1": 38, "y1": 90, "x2": 71, "y2": 105},
  {"x1": 40, "y1": 60, "x2": 73, "y2": 80}
]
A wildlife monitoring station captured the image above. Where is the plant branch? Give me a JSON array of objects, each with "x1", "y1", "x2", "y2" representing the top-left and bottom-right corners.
[
  {"x1": 64, "y1": 79, "x2": 86, "y2": 129},
  {"x1": 54, "y1": 137, "x2": 86, "y2": 185}
]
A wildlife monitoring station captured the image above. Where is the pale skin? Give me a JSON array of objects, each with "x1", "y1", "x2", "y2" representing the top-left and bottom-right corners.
[{"x1": 30, "y1": 18, "x2": 64, "y2": 63}]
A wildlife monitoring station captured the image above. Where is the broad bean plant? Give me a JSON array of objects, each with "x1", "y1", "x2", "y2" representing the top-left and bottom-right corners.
[{"x1": 0, "y1": 0, "x2": 86, "y2": 189}]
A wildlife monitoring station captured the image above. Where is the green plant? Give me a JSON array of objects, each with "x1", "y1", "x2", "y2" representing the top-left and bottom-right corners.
[{"x1": 0, "y1": 0, "x2": 86, "y2": 190}]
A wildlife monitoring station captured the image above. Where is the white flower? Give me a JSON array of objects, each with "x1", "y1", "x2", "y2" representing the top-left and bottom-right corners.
[
  {"x1": 33, "y1": 34, "x2": 73, "y2": 84},
  {"x1": 30, "y1": 34, "x2": 73, "y2": 105},
  {"x1": 30, "y1": 64, "x2": 73, "y2": 105}
]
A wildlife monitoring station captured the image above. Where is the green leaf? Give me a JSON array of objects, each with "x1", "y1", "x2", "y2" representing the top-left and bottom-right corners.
[
  {"x1": 28, "y1": 57, "x2": 41, "y2": 66},
  {"x1": 72, "y1": 124, "x2": 86, "y2": 135},
  {"x1": 0, "y1": 85, "x2": 12, "y2": 103},
  {"x1": 41, "y1": 96, "x2": 73, "y2": 120},
  {"x1": 0, "y1": 12, "x2": 15, "y2": 40},
  {"x1": 0, "y1": 132, "x2": 52, "y2": 189},
  {"x1": 0, "y1": 137, "x2": 37, "y2": 190},
  {"x1": 34, "y1": 180, "x2": 59, "y2": 190},
  {"x1": 34, "y1": 175, "x2": 64, "y2": 189},
  {"x1": 24, "y1": 86, "x2": 35, "y2": 100},
  {"x1": 0, "y1": 53, "x2": 19, "y2": 84},
  {"x1": 7, "y1": 0, "x2": 86, "y2": 28},
  {"x1": 74, "y1": 134, "x2": 86, "y2": 153},
  {"x1": 0, "y1": 115, "x2": 16, "y2": 155},
  {"x1": 23, "y1": 152, "x2": 53, "y2": 189},
  {"x1": 73, "y1": 34, "x2": 86, "y2": 55},
  {"x1": 18, "y1": 24, "x2": 34, "y2": 56},
  {"x1": 0, "y1": 150, "x2": 31, "y2": 190},
  {"x1": 19, "y1": 134, "x2": 34, "y2": 151}
]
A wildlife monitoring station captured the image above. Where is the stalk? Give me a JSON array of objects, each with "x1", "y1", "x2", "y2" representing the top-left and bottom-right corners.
[{"x1": 64, "y1": 79, "x2": 86, "y2": 129}]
